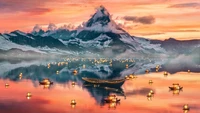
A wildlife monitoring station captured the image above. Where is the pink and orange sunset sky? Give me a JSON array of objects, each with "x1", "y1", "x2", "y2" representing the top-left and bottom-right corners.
[{"x1": 0, "y1": 0, "x2": 200, "y2": 40}]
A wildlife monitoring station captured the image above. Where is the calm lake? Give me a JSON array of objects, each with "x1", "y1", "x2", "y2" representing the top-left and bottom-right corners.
[{"x1": 0, "y1": 58, "x2": 199, "y2": 113}]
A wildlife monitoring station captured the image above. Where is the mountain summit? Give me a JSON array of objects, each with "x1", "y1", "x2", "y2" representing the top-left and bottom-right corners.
[
  {"x1": 79, "y1": 5, "x2": 124, "y2": 34},
  {"x1": 85, "y1": 5, "x2": 111, "y2": 27}
]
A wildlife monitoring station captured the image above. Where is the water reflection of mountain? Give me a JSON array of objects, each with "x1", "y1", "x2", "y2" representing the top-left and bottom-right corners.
[
  {"x1": 0, "y1": 57, "x2": 199, "y2": 83},
  {"x1": 83, "y1": 84, "x2": 125, "y2": 104},
  {"x1": 0, "y1": 58, "x2": 199, "y2": 106}
]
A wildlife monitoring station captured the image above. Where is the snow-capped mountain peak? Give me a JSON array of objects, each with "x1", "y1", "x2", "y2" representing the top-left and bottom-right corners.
[
  {"x1": 85, "y1": 5, "x2": 111, "y2": 27},
  {"x1": 77, "y1": 5, "x2": 125, "y2": 34}
]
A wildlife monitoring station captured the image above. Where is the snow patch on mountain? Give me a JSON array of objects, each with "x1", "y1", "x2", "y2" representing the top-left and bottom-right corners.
[
  {"x1": 76, "y1": 6, "x2": 125, "y2": 35},
  {"x1": 60, "y1": 34, "x2": 112, "y2": 49},
  {"x1": 134, "y1": 37, "x2": 166, "y2": 52},
  {"x1": 9, "y1": 33, "x2": 17, "y2": 37},
  {"x1": 0, "y1": 35, "x2": 44, "y2": 53}
]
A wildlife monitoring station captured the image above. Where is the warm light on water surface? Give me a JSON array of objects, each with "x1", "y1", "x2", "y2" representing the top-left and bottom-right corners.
[{"x1": 0, "y1": 72, "x2": 200, "y2": 113}]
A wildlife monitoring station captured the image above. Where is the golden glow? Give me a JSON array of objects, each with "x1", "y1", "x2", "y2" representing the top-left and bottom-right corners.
[
  {"x1": 0, "y1": 0, "x2": 199, "y2": 40},
  {"x1": 0, "y1": 72, "x2": 200, "y2": 113}
]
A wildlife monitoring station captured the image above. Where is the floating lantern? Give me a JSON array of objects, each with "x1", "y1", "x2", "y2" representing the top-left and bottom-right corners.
[
  {"x1": 73, "y1": 70, "x2": 78, "y2": 75},
  {"x1": 71, "y1": 82, "x2": 76, "y2": 86},
  {"x1": 19, "y1": 73, "x2": 23, "y2": 77},
  {"x1": 156, "y1": 65, "x2": 160, "y2": 69},
  {"x1": 26, "y1": 92, "x2": 32, "y2": 99},
  {"x1": 149, "y1": 90, "x2": 154, "y2": 95},
  {"x1": 5, "y1": 83, "x2": 9, "y2": 88},
  {"x1": 27, "y1": 92, "x2": 32, "y2": 97},
  {"x1": 183, "y1": 104, "x2": 190, "y2": 113},
  {"x1": 56, "y1": 71, "x2": 59, "y2": 74},
  {"x1": 147, "y1": 92, "x2": 152, "y2": 97},
  {"x1": 126, "y1": 64, "x2": 128, "y2": 68},
  {"x1": 188, "y1": 70, "x2": 190, "y2": 73},
  {"x1": 71, "y1": 100, "x2": 76, "y2": 105},
  {"x1": 164, "y1": 71, "x2": 168, "y2": 76},
  {"x1": 145, "y1": 69, "x2": 149, "y2": 73},
  {"x1": 149, "y1": 80, "x2": 153, "y2": 84},
  {"x1": 125, "y1": 76, "x2": 129, "y2": 80}
]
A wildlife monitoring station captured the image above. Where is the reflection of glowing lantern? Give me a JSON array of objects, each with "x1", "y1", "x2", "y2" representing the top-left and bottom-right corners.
[
  {"x1": 149, "y1": 80, "x2": 153, "y2": 84},
  {"x1": 5, "y1": 83, "x2": 9, "y2": 88},
  {"x1": 26, "y1": 96, "x2": 31, "y2": 100},
  {"x1": 44, "y1": 84, "x2": 50, "y2": 89},
  {"x1": 147, "y1": 97, "x2": 152, "y2": 101},
  {"x1": 173, "y1": 89, "x2": 180, "y2": 95},
  {"x1": 109, "y1": 102, "x2": 116, "y2": 109},
  {"x1": 71, "y1": 104, "x2": 76, "y2": 108}
]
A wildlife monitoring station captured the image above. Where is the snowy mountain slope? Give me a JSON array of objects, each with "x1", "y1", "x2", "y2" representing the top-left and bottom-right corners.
[
  {"x1": 1, "y1": 5, "x2": 171, "y2": 57},
  {"x1": 0, "y1": 32, "x2": 74, "y2": 55},
  {"x1": 0, "y1": 34, "x2": 44, "y2": 53}
]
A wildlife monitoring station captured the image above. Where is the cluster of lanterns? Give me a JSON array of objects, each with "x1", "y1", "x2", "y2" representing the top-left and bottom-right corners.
[
  {"x1": 125, "y1": 74, "x2": 137, "y2": 80},
  {"x1": 147, "y1": 90, "x2": 155, "y2": 101},
  {"x1": 26, "y1": 92, "x2": 32, "y2": 100},
  {"x1": 19, "y1": 73, "x2": 23, "y2": 79},
  {"x1": 70, "y1": 100, "x2": 76, "y2": 108},
  {"x1": 156, "y1": 65, "x2": 160, "y2": 72}
]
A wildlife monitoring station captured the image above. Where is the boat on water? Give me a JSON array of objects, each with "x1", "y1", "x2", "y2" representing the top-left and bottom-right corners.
[
  {"x1": 82, "y1": 77, "x2": 125, "y2": 87},
  {"x1": 169, "y1": 83, "x2": 183, "y2": 90},
  {"x1": 39, "y1": 78, "x2": 53, "y2": 85}
]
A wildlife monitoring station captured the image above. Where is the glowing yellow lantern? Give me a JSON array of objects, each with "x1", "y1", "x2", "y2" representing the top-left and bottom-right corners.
[
  {"x1": 71, "y1": 82, "x2": 76, "y2": 86},
  {"x1": 149, "y1": 80, "x2": 153, "y2": 84},
  {"x1": 71, "y1": 100, "x2": 76, "y2": 105},
  {"x1": 5, "y1": 83, "x2": 9, "y2": 88}
]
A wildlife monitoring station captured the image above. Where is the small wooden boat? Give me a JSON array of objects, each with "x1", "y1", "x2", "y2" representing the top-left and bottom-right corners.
[
  {"x1": 39, "y1": 79, "x2": 53, "y2": 85},
  {"x1": 82, "y1": 77, "x2": 125, "y2": 87},
  {"x1": 169, "y1": 83, "x2": 183, "y2": 90}
]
